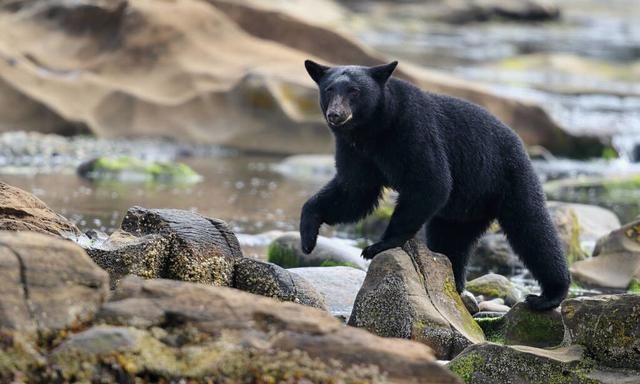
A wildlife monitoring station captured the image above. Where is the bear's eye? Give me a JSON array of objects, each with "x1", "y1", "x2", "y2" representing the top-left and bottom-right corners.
[
  {"x1": 325, "y1": 86, "x2": 334, "y2": 93},
  {"x1": 348, "y1": 87, "x2": 360, "y2": 95}
]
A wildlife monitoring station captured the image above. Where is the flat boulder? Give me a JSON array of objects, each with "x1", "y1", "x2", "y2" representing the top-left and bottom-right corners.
[
  {"x1": 289, "y1": 266, "x2": 366, "y2": 318},
  {"x1": 85, "y1": 276, "x2": 460, "y2": 383},
  {"x1": 0, "y1": 231, "x2": 108, "y2": 337},
  {"x1": 348, "y1": 241, "x2": 484, "y2": 359},
  {"x1": 0, "y1": 181, "x2": 81, "y2": 239},
  {"x1": 571, "y1": 220, "x2": 640, "y2": 290}
]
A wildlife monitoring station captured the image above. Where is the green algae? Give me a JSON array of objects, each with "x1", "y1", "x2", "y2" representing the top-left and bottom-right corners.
[{"x1": 81, "y1": 156, "x2": 202, "y2": 184}]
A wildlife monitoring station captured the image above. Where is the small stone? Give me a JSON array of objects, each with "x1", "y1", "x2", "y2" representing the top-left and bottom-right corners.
[
  {"x1": 460, "y1": 290, "x2": 479, "y2": 315},
  {"x1": 466, "y1": 273, "x2": 524, "y2": 306},
  {"x1": 477, "y1": 301, "x2": 510, "y2": 313}
]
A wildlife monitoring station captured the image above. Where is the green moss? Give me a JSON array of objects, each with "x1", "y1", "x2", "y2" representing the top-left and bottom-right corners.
[
  {"x1": 266, "y1": 242, "x2": 301, "y2": 268},
  {"x1": 566, "y1": 210, "x2": 588, "y2": 265},
  {"x1": 601, "y1": 147, "x2": 618, "y2": 160},
  {"x1": 84, "y1": 156, "x2": 201, "y2": 184},
  {"x1": 475, "y1": 317, "x2": 506, "y2": 343},
  {"x1": 504, "y1": 308, "x2": 564, "y2": 348},
  {"x1": 447, "y1": 351, "x2": 485, "y2": 383},
  {"x1": 628, "y1": 279, "x2": 640, "y2": 293}
]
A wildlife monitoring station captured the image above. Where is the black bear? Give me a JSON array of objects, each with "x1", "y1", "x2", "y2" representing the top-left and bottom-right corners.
[{"x1": 299, "y1": 60, "x2": 570, "y2": 311}]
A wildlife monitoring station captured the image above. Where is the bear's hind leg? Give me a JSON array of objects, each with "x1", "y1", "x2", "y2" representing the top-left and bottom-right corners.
[
  {"x1": 497, "y1": 184, "x2": 570, "y2": 311},
  {"x1": 426, "y1": 217, "x2": 492, "y2": 293}
]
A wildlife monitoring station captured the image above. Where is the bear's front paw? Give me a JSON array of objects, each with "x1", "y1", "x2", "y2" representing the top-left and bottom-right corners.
[
  {"x1": 361, "y1": 243, "x2": 386, "y2": 260},
  {"x1": 300, "y1": 215, "x2": 321, "y2": 254}
]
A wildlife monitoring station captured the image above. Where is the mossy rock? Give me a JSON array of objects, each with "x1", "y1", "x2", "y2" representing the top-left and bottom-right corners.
[
  {"x1": 77, "y1": 156, "x2": 202, "y2": 184},
  {"x1": 447, "y1": 343, "x2": 607, "y2": 384},
  {"x1": 465, "y1": 273, "x2": 524, "y2": 306},
  {"x1": 267, "y1": 232, "x2": 367, "y2": 270},
  {"x1": 562, "y1": 294, "x2": 640, "y2": 370},
  {"x1": 629, "y1": 279, "x2": 640, "y2": 293}
]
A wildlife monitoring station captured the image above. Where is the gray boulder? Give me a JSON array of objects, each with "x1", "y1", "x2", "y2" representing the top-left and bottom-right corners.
[
  {"x1": 267, "y1": 232, "x2": 367, "y2": 270},
  {"x1": 348, "y1": 241, "x2": 484, "y2": 359},
  {"x1": 465, "y1": 273, "x2": 525, "y2": 306}
]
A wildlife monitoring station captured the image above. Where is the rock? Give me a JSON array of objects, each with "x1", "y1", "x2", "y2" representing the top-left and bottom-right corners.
[
  {"x1": 465, "y1": 273, "x2": 524, "y2": 307},
  {"x1": 348, "y1": 241, "x2": 484, "y2": 359},
  {"x1": 562, "y1": 294, "x2": 640, "y2": 370},
  {"x1": 468, "y1": 234, "x2": 523, "y2": 278},
  {"x1": 0, "y1": 231, "x2": 108, "y2": 337},
  {"x1": 549, "y1": 202, "x2": 621, "y2": 251},
  {"x1": 477, "y1": 300, "x2": 510, "y2": 313},
  {"x1": 448, "y1": 344, "x2": 607, "y2": 384},
  {"x1": 233, "y1": 257, "x2": 327, "y2": 310},
  {"x1": 0, "y1": 181, "x2": 81, "y2": 239},
  {"x1": 501, "y1": 302, "x2": 564, "y2": 348},
  {"x1": 119, "y1": 206, "x2": 243, "y2": 286},
  {"x1": 460, "y1": 291, "x2": 480, "y2": 315},
  {"x1": 272, "y1": 154, "x2": 335, "y2": 183},
  {"x1": 288, "y1": 266, "x2": 366, "y2": 318},
  {"x1": 0, "y1": 0, "x2": 602, "y2": 158},
  {"x1": 571, "y1": 220, "x2": 640, "y2": 289},
  {"x1": 267, "y1": 232, "x2": 367, "y2": 270},
  {"x1": 84, "y1": 230, "x2": 170, "y2": 289},
  {"x1": 548, "y1": 202, "x2": 590, "y2": 264},
  {"x1": 441, "y1": 0, "x2": 560, "y2": 24},
  {"x1": 77, "y1": 156, "x2": 202, "y2": 184},
  {"x1": 86, "y1": 276, "x2": 460, "y2": 383}
]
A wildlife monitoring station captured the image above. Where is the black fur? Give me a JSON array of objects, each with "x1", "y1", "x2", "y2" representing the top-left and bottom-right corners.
[{"x1": 300, "y1": 60, "x2": 570, "y2": 311}]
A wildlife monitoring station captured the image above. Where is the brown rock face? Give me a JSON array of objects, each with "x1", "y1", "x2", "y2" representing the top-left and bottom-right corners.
[
  {"x1": 88, "y1": 276, "x2": 460, "y2": 383},
  {"x1": 0, "y1": 231, "x2": 109, "y2": 337},
  {"x1": 0, "y1": 0, "x2": 602, "y2": 157},
  {"x1": 349, "y1": 241, "x2": 484, "y2": 360},
  {"x1": 0, "y1": 181, "x2": 81, "y2": 239}
]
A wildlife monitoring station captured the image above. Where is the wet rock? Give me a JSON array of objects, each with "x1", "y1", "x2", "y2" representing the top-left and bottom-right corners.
[
  {"x1": 348, "y1": 241, "x2": 484, "y2": 360},
  {"x1": 84, "y1": 230, "x2": 169, "y2": 289},
  {"x1": 119, "y1": 206, "x2": 243, "y2": 286},
  {"x1": 233, "y1": 257, "x2": 327, "y2": 310},
  {"x1": 88, "y1": 276, "x2": 460, "y2": 383},
  {"x1": 448, "y1": 344, "x2": 603, "y2": 384},
  {"x1": 465, "y1": 273, "x2": 524, "y2": 307},
  {"x1": 0, "y1": 231, "x2": 108, "y2": 337},
  {"x1": 468, "y1": 234, "x2": 522, "y2": 278},
  {"x1": 502, "y1": 302, "x2": 564, "y2": 348},
  {"x1": 267, "y1": 232, "x2": 367, "y2": 270},
  {"x1": 460, "y1": 291, "x2": 479, "y2": 315},
  {"x1": 562, "y1": 294, "x2": 640, "y2": 370},
  {"x1": 288, "y1": 266, "x2": 366, "y2": 318},
  {"x1": 77, "y1": 156, "x2": 202, "y2": 184},
  {"x1": 0, "y1": 181, "x2": 81, "y2": 239},
  {"x1": 571, "y1": 220, "x2": 640, "y2": 289}
]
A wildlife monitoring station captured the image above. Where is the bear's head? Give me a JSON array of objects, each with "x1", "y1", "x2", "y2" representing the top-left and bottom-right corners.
[{"x1": 304, "y1": 60, "x2": 398, "y2": 133}]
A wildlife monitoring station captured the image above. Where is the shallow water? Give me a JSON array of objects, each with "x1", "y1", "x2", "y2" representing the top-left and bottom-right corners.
[{"x1": 2, "y1": 153, "x2": 319, "y2": 235}]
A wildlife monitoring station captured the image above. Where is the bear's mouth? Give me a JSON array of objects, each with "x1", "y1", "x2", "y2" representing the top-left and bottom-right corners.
[{"x1": 327, "y1": 113, "x2": 353, "y2": 127}]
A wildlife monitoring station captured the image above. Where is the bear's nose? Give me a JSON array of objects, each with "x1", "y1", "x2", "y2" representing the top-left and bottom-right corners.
[{"x1": 327, "y1": 111, "x2": 341, "y2": 125}]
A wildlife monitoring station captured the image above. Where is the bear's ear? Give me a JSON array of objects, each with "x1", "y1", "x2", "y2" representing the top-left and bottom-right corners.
[
  {"x1": 369, "y1": 61, "x2": 398, "y2": 84},
  {"x1": 305, "y1": 60, "x2": 330, "y2": 83}
]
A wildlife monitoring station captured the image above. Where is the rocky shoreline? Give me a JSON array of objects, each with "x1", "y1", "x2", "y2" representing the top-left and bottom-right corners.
[{"x1": 1, "y1": 181, "x2": 639, "y2": 383}]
